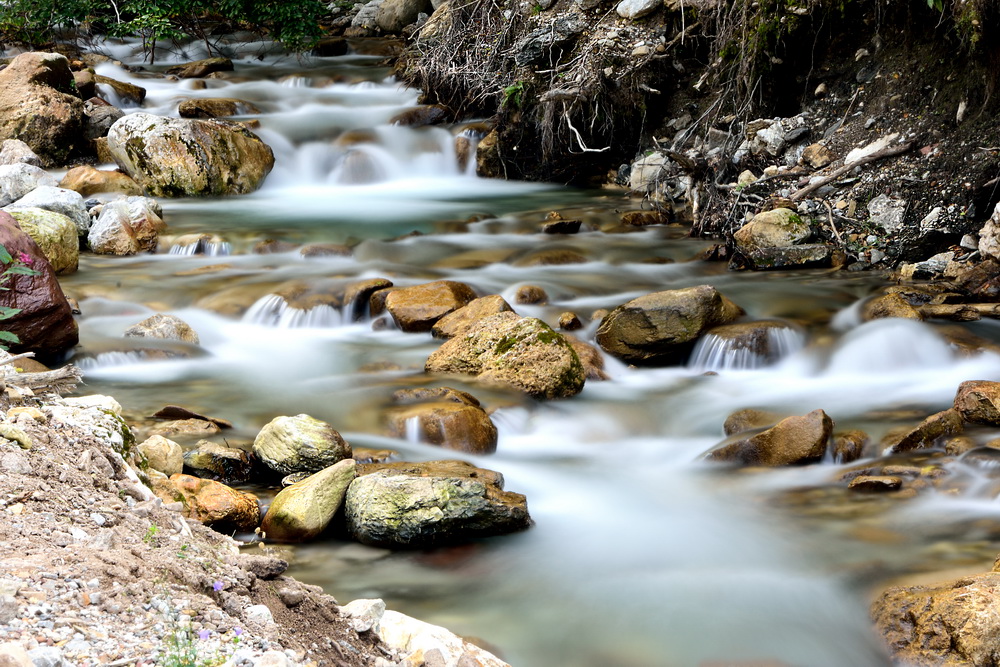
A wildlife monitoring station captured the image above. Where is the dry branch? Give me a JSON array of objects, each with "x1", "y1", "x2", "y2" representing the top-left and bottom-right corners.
[{"x1": 790, "y1": 142, "x2": 915, "y2": 200}]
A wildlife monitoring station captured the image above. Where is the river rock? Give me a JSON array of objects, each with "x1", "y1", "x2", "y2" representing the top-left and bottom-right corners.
[
  {"x1": 345, "y1": 460, "x2": 530, "y2": 547},
  {"x1": 83, "y1": 99, "x2": 125, "y2": 140},
  {"x1": 723, "y1": 408, "x2": 783, "y2": 436},
  {"x1": 124, "y1": 313, "x2": 199, "y2": 344},
  {"x1": 342, "y1": 277, "x2": 393, "y2": 320},
  {"x1": 386, "y1": 394, "x2": 498, "y2": 454},
  {"x1": 833, "y1": 430, "x2": 868, "y2": 463},
  {"x1": 0, "y1": 211, "x2": 78, "y2": 356},
  {"x1": 0, "y1": 139, "x2": 41, "y2": 167},
  {"x1": 736, "y1": 244, "x2": 833, "y2": 270},
  {"x1": 616, "y1": 0, "x2": 659, "y2": 18},
  {"x1": 165, "y1": 57, "x2": 234, "y2": 79},
  {"x1": 58, "y1": 166, "x2": 143, "y2": 197},
  {"x1": 425, "y1": 311, "x2": 585, "y2": 399},
  {"x1": 848, "y1": 475, "x2": 902, "y2": 492},
  {"x1": 733, "y1": 208, "x2": 811, "y2": 252},
  {"x1": 375, "y1": 0, "x2": 431, "y2": 32},
  {"x1": 954, "y1": 380, "x2": 1000, "y2": 425},
  {"x1": 148, "y1": 419, "x2": 221, "y2": 439},
  {"x1": 183, "y1": 441, "x2": 255, "y2": 484},
  {"x1": 695, "y1": 320, "x2": 800, "y2": 367},
  {"x1": 376, "y1": 609, "x2": 510, "y2": 667},
  {"x1": 595, "y1": 285, "x2": 744, "y2": 365},
  {"x1": 0, "y1": 52, "x2": 85, "y2": 166},
  {"x1": 6, "y1": 186, "x2": 90, "y2": 236},
  {"x1": 261, "y1": 459, "x2": 356, "y2": 543},
  {"x1": 514, "y1": 284, "x2": 548, "y2": 304},
  {"x1": 4, "y1": 208, "x2": 78, "y2": 275},
  {"x1": 107, "y1": 113, "x2": 275, "y2": 197},
  {"x1": 0, "y1": 164, "x2": 57, "y2": 208},
  {"x1": 861, "y1": 293, "x2": 923, "y2": 321},
  {"x1": 153, "y1": 473, "x2": 260, "y2": 532},
  {"x1": 568, "y1": 337, "x2": 610, "y2": 381},
  {"x1": 884, "y1": 409, "x2": 964, "y2": 454},
  {"x1": 93, "y1": 74, "x2": 146, "y2": 106},
  {"x1": 872, "y1": 570, "x2": 1000, "y2": 666},
  {"x1": 88, "y1": 196, "x2": 166, "y2": 255},
  {"x1": 385, "y1": 280, "x2": 477, "y2": 332},
  {"x1": 705, "y1": 409, "x2": 833, "y2": 466},
  {"x1": 431, "y1": 294, "x2": 513, "y2": 339},
  {"x1": 137, "y1": 435, "x2": 183, "y2": 476},
  {"x1": 389, "y1": 104, "x2": 450, "y2": 126},
  {"x1": 178, "y1": 98, "x2": 262, "y2": 119},
  {"x1": 253, "y1": 414, "x2": 352, "y2": 475}
]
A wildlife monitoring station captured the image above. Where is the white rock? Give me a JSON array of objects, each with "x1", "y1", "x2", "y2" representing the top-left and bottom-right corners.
[
  {"x1": 61, "y1": 395, "x2": 123, "y2": 415},
  {"x1": 6, "y1": 186, "x2": 90, "y2": 236},
  {"x1": 377, "y1": 609, "x2": 510, "y2": 667},
  {"x1": 0, "y1": 164, "x2": 57, "y2": 207},
  {"x1": 628, "y1": 151, "x2": 668, "y2": 192},
  {"x1": 340, "y1": 598, "x2": 386, "y2": 633},
  {"x1": 616, "y1": 0, "x2": 659, "y2": 18},
  {"x1": 980, "y1": 202, "x2": 1000, "y2": 260},
  {"x1": 867, "y1": 194, "x2": 907, "y2": 233},
  {"x1": 919, "y1": 206, "x2": 944, "y2": 231},
  {"x1": 0, "y1": 139, "x2": 41, "y2": 167},
  {"x1": 845, "y1": 133, "x2": 899, "y2": 164},
  {"x1": 244, "y1": 604, "x2": 274, "y2": 626},
  {"x1": 27, "y1": 645, "x2": 63, "y2": 667},
  {"x1": 253, "y1": 650, "x2": 289, "y2": 667}
]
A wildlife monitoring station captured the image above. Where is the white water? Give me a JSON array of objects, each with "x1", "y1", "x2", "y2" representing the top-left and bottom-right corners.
[{"x1": 62, "y1": 39, "x2": 1000, "y2": 666}]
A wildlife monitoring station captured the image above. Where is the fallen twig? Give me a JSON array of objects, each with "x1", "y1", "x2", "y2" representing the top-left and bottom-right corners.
[
  {"x1": 822, "y1": 200, "x2": 845, "y2": 247},
  {"x1": 790, "y1": 141, "x2": 915, "y2": 200}
]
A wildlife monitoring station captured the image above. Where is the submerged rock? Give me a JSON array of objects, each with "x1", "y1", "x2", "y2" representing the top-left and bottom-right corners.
[
  {"x1": 261, "y1": 459, "x2": 356, "y2": 543},
  {"x1": 386, "y1": 390, "x2": 498, "y2": 454},
  {"x1": 595, "y1": 285, "x2": 744, "y2": 365},
  {"x1": 253, "y1": 414, "x2": 352, "y2": 475},
  {"x1": 425, "y1": 312, "x2": 585, "y2": 399},
  {"x1": 107, "y1": 113, "x2": 274, "y2": 197},
  {"x1": 345, "y1": 460, "x2": 530, "y2": 548},
  {"x1": 705, "y1": 409, "x2": 833, "y2": 466}
]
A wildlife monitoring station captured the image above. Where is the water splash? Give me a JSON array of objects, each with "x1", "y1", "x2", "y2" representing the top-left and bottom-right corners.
[
  {"x1": 404, "y1": 416, "x2": 422, "y2": 444},
  {"x1": 168, "y1": 240, "x2": 232, "y2": 256},
  {"x1": 689, "y1": 325, "x2": 805, "y2": 371},
  {"x1": 242, "y1": 294, "x2": 343, "y2": 328},
  {"x1": 77, "y1": 351, "x2": 147, "y2": 370}
]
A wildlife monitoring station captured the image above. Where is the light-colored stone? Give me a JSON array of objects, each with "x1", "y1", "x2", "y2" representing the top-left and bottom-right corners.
[
  {"x1": 137, "y1": 435, "x2": 183, "y2": 476},
  {"x1": 0, "y1": 140, "x2": 41, "y2": 167},
  {"x1": 378, "y1": 610, "x2": 510, "y2": 667},
  {"x1": 58, "y1": 166, "x2": 143, "y2": 197},
  {"x1": 152, "y1": 474, "x2": 260, "y2": 531},
  {"x1": 253, "y1": 414, "x2": 352, "y2": 475},
  {"x1": 979, "y1": 201, "x2": 1000, "y2": 261},
  {"x1": 629, "y1": 151, "x2": 668, "y2": 192},
  {"x1": 616, "y1": 0, "x2": 659, "y2": 19},
  {"x1": 867, "y1": 194, "x2": 907, "y2": 234},
  {"x1": 431, "y1": 294, "x2": 513, "y2": 338},
  {"x1": 6, "y1": 185, "x2": 90, "y2": 236},
  {"x1": 733, "y1": 208, "x2": 810, "y2": 252},
  {"x1": 124, "y1": 313, "x2": 199, "y2": 344},
  {"x1": 261, "y1": 459, "x2": 356, "y2": 542},
  {"x1": 88, "y1": 196, "x2": 166, "y2": 255},
  {"x1": 5, "y1": 208, "x2": 78, "y2": 275},
  {"x1": 0, "y1": 164, "x2": 57, "y2": 207},
  {"x1": 385, "y1": 280, "x2": 476, "y2": 332}
]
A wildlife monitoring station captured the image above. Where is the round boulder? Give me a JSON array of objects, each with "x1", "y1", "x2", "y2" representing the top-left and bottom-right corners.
[
  {"x1": 732, "y1": 208, "x2": 811, "y2": 252},
  {"x1": 253, "y1": 414, "x2": 352, "y2": 475},
  {"x1": 107, "y1": 113, "x2": 274, "y2": 197},
  {"x1": 345, "y1": 460, "x2": 530, "y2": 548},
  {"x1": 137, "y1": 435, "x2": 183, "y2": 476},
  {"x1": 261, "y1": 458, "x2": 356, "y2": 543},
  {"x1": 595, "y1": 285, "x2": 744, "y2": 365},
  {"x1": 425, "y1": 312, "x2": 585, "y2": 399}
]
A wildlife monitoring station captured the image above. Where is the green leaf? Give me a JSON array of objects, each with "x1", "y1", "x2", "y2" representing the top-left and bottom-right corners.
[
  {"x1": 0, "y1": 307, "x2": 22, "y2": 320},
  {"x1": 0, "y1": 245, "x2": 13, "y2": 265},
  {"x1": 4, "y1": 266, "x2": 38, "y2": 276},
  {"x1": 0, "y1": 331, "x2": 21, "y2": 343}
]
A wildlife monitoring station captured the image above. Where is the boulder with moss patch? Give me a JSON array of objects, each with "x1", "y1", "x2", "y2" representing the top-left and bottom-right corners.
[{"x1": 253, "y1": 414, "x2": 352, "y2": 475}]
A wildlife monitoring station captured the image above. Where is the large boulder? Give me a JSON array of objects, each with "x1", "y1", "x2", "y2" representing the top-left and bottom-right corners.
[
  {"x1": 872, "y1": 568, "x2": 1000, "y2": 666},
  {"x1": 595, "y1": 285, "x2": 744, "y2": 365},
  {"x1": 954, "y1": 381, "x2": 1000, "y2": 425},
  {"x1": 345, "y1": 460, "x2": 530, "y2": 548},
  {"x1": 88, "y1": 196, "x2": 166, "y2": 255},
  {"x1": 260, "y1": 458, "x2": 356, "y2": 542},
  {"x1": 0, "y1": 164, "x2": 57, "y2": 207},
  {"x1": 384, "y1": 280, "x2": 476, "y2": 332},
  {"x1": 0, "y1": 211, "x2": 78, "y2": 357},
  {"x1": 431, "y1": 294, "x2": 513, "y2": 339},
  {"x1": 425, "y1": 312, "x2": 585, "y2": 399},
  {"x1": 386, "y1": 387, "x2": 498, "y2": 454},
  {"x1": 152, "y1": 473, "x2": 260, "y2": 532},
  {"x1": 106, "y1": 113, "x2": 274, "y2": 197},
  {"x1": 0, "y1": 53, "x2": 85, "y2": 166},
  {"x1": 253, "y1": 414, "x2": 352, "y2": 475},
  {"x1": 58, "y1": 166, "x2": 143, "y2": 197},
  {"x1": 4, "y1": 208, "x2": 78, "y2": 275},
  {"x1": 6, "y1": 185, "x2": 90, "y2": 236},
  {"x1": 705, "y1": 409, "x2": 833, "y2": 466}
]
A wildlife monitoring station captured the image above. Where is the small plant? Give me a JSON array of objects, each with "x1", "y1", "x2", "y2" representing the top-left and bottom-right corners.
[
  {"x1": 0, "y1": 244, "x2": 39, "y2": 351},
  {"x1": 176, "y1": 544, "x2": 190, "y2": 559},
  {"x1": 501, "y1": 81, "x2": 527, "y2": 110},
  {"x1": 144, "y1": 523, "x2": 160, "y2": 544}
]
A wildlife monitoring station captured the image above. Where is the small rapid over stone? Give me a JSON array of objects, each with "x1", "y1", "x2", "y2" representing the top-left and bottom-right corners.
[{"x1": 57, "y1": 38, "x2": 1000, "y2": 666}]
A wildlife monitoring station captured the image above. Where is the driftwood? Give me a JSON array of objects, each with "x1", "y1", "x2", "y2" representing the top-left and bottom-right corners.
[
  {"x1": 919, "y1": 303, "x2": 1000, "y2": 321},
  {"x1": 790, "y1": 141, "x2": 915, "y2": 201},
  {"x1": 0, "y1": 353, "x2": 83, "y2": 396}
]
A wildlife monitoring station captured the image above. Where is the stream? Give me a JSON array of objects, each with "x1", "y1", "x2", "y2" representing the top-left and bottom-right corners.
[{"x1": 59, "y1": 36, "x2": 1000, "y2": 666}]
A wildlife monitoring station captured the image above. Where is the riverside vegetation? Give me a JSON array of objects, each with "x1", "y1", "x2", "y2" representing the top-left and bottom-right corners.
[{"x1": 3, "y1": 0, "x2": 1000, "y2": 665}]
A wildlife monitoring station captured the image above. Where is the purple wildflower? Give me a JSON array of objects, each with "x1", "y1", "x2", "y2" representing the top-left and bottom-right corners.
[
  {"x1": 198, "y1": 629, "x2": 211, "y2": 641},
  {"x1": 233, "y1": 627, "x2": 243, "y2": 637},
  {"x1": 212, "y1": 580, "x2": 224, "y2": 592}
]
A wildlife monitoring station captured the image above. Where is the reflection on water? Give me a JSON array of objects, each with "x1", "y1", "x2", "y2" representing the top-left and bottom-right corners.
[{"x1": 60, "y1": 38, "x2": 1000, "y2": 667}]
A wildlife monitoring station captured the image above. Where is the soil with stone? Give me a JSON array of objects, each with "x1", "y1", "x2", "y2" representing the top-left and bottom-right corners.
[{"x1": 0, "y1": 401, "x2": 388, "y2": 666}]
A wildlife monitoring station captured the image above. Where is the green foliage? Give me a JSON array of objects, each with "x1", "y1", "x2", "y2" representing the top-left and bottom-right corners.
[
  {"x1": 144, "y1": 523, "x2": 161, "y2": 544},
  {"x1": 0, "y1": 0, "x2": 95, "y2": 48},
  {"x1": 927, "y1": 0, "x2": 944, "y2": 10},
  {"x1": 0, "y1": 244, "x2": 39, "y2": 351},
  {"x1": 501, "y1": 81, "x2": 527, "y2": 110}
]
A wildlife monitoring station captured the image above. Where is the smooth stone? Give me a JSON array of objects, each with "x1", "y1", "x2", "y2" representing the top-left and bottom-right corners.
[
  {"x1": 705, "y1": 409, "x2": 833, "y2": 466},
  {"x1": 253, "y1": 414, "x2": 352, "y2": 475},
  {"x1": 261, "y1": 459, "x2": 356, "y2": 542}
]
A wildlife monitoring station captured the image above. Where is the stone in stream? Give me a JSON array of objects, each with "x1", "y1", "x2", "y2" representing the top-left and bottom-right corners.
[
  {"x1": 0, "y1": 52, "x2": 85, "y2": 167},
  {"x1": 566, "y1": 336, "x2": 610, "y2": 381},
  {"x1": 178, "y1": 98, "x2": 262, "y2": 119},
  {"x1": 0, "y1": 164, "x2": 57, "y2": 208},
  {"x1": 137, "y1": 435, "x2": 183, "y2": 476},
  {"x1": 848, "y1": 475, "x2": 902, "y2": 492},
  {"x1": 832, "y1": 430, "x2": 869, "y2": 464},
  {"x1": 88, "y1": 196, "x2": 166, "y2": 255},
  {"x1": 431, "y1": 295, "x2": 513, "y2": 339},
  {"x1": 862, "y1": 293, "x2": 923, "y2": 321},
  {"x1": 425, "y1": 311, "x2": 585, "y2": 399},
  {"x1": 723, "y1": 408, "x2": 784, "y2": 436},
  {"x1": 124, "y1": 313, "x2": 199, "y2": 345},
  {"x1": 183, "y1": 440, "x2": 255, "y2": 484},
  {"x1": 152, "y1": 405, "x2": 232, "y2": 429},
  {"x1": 691, "y1": 320, "x2": 801, "y2": 369},
  {"x1": 514, "y1": 284, "x2": 548, "y2": 304},
  {"x1": 165, "y1": 57, "x2": 234, "y2": 79},
  {"x1": 954, "y1": 380, "x2": 1000, "y2": 425},
  {"x1": 0, "y1": 139, "x2": 42, "y2": 167},
  {"x1": 6, "y1": 186, "x2": 90, "y2": 237},
  {"x1": 343, "y1": 277, "x2": 393, "y2": 320},
  {"x1": 4, "y1": 208, "x2": 78, "y2": 275},
  {"x1": 58, "y1": 166, "x2": 143, "y2": 197},
  {"x1": 83, "y1": 99, "x2": 125, "y2": 140},
  {"x1": 261, "y1": 459, "x2": 356, "y2": 543},
  {"x1": 0, "y1": 211, "x2": 78, "y2": 357},
  {"x1": 345, "y1": 460, "x2": 530, "y2": 548},
  {"x1": 107, "y1": 113, "x2": 274, "y2": 197},
  {"x1": 595, "y1": 285, "x2": 744, "y2": 366},
  {"x1": 384, "y1": 280, "x2": 477, "y2": 332},
  {"x1": 705, "y1": 409, "x2": 833, "y2": 466},
  {"x1": 872, "y1": 569, "x2": 1000, "y2": 666},
  {"x1": 152, "y1": 473, "x2": 260, "y2": 532},
  {"x1": 388, "y1": 104, "x2": 451, "y2": 127},
  {"x1": 253, "y1": 414, "x2": 352, "y2": 476},
  {"x1": 735, "y1": 244, "x2": 833, "y2": 270},
  {"x1": 386, "y1": 387, "x2": 498, "y2": 454},
  {"x1": 883, "y1": 409, "x2": 964, "y2": 455}
]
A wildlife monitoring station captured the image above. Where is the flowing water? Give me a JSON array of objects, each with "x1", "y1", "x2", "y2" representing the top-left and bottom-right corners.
[{"x1": 60, "y1": 37, "x2": 1000, "y2": 666}]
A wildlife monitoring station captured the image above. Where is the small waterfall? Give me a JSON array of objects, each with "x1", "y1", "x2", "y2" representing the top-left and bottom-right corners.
[
  {"x1": 280, "y1": 76, "x2": 311, "y2": 87},
  {"x1": 456, "y1": 128, "x2": 483, "y2": 177},
  {"x1": 404, "y1": 416, "x2": 422, "y2": 443},
  {"x1": 168, "y1": 239, "x2": 232, "y2": 256},
  {"x1": 77, "y1": 351, "x2": 147, "y2": 370},
  {"x1": 242, "y1": 294, "x2": 344, "y2": 328},
  {"x1": 689, "y1": 325, "x2": 804, "y2": 371}
]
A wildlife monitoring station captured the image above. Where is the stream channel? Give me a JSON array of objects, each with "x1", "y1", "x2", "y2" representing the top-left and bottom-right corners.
[{"x1": 59, "y1": 36, "x2": 1000, "y2": 666}]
